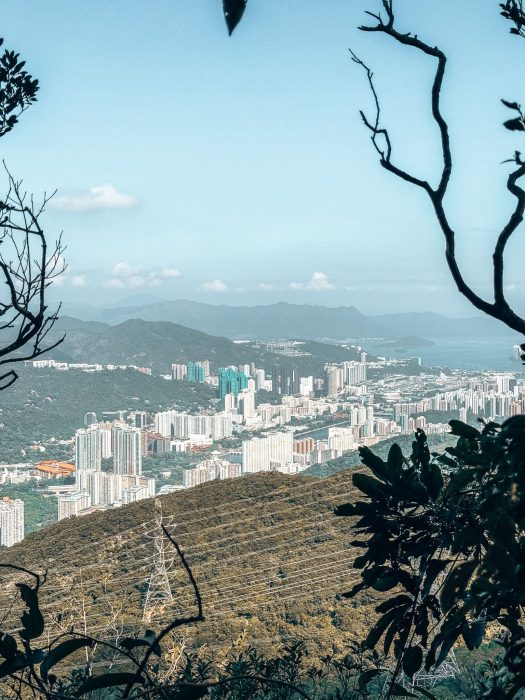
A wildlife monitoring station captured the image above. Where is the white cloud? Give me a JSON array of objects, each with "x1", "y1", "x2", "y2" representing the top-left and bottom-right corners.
[
  {"x1": 258, "y1": 282, "x2": 274, "y2": 291},
  {"x1": 51, "y1": 184, "x2": 138, "y2": 212},
  {"x1": 71, "y1": 275, "x2": 87, "y2": 287},
  {"x1": 160, "y1": 267, "x2": 181, "y2": 279},
  {"x1": 105, "y1": 261, "x2": 182, "y2": 288},
  {"x1": 289, "y1": 272, "x2": 335, "y2": 291},
  {"x1": 200, "y1": 279, "x2": 228, "y2": 293},
  {"x1": 112, "y1": 261, "x2": 140, "y2": 277},
  {"x1": 105, "y1": 278, "x2": 125, "y2": 289}
]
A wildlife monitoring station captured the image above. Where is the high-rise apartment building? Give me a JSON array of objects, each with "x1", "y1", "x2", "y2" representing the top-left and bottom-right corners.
[
  {"x1": 238, "y1": 389, "x2": 256, "y2": 420},
  {"x1": 0, "y1": 497, "x2": 24, "y2": 546},
  {"x1": 187, "y1": 361, "x2": 207, "y2": 383},
  {"x1": 172, "y1": 363, "x2": 188, "y2": 381},
  {"x1": 84, "y1": 412, "x2": 97, "y2": 427},
  {"x1": 255, "y1": 369, "x2": 266, "y2": 390},
  {"x1": 242, "y1": 431, "x2": 293, "y2": 473},
  {"x1": 154, "y1": 410, "x2": 232, "y2": 440},
  {"x1": 271, "y1": 365, "x2": 300, "y2": 396},
  {"x1": 324, "y1": 365, "x2": 344, "y2": 396},
  {"x1": 57, "y1": 491, "x2": 92, "y2": 521},
  {"x1": 218, "y1": 368, "x2": 248, "y2": 399},
  {"x1": 75, "y1": 426, "x2": 102, "y2": 471},
  {"x1": 112, "y1": 426, "x2": 142, "y2": 476}
]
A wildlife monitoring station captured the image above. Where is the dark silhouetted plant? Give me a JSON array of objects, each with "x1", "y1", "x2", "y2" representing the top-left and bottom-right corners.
[{"x1": 334, "y1": 417, "x2": 525, "y2": 699}]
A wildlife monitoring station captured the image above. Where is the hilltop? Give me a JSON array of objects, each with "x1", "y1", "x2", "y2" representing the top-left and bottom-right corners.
[{"x1": 0, "y1": 471, "x2": 374, "y2": 660}]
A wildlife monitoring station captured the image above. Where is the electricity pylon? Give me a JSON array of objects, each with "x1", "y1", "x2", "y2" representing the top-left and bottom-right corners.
[{"x1": 143, "y1": 499, "x2": 174, "y2": 623}]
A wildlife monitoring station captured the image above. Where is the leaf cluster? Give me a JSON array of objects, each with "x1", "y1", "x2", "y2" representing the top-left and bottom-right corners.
[
  {"x1": 0, "y1": 41, "x2": 39, "y2": 138},
  {"x1": 336, "y1": 416, "x2": 525, "y2": 699}
]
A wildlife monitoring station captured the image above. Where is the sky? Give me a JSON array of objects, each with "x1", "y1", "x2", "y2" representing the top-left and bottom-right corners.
[{"x1": 0, "y1": 0, "x2": 524, "y2": 315}]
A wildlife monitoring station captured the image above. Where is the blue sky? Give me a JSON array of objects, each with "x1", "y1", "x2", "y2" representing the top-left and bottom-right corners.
[{"x1": 0, "y1": 0, "x2": 524, "y2": 315}]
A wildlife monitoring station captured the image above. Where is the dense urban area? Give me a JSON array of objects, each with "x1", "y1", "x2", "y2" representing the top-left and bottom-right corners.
[{"x1": 1, "y1": 341, "x2": 524, "y2": 544}]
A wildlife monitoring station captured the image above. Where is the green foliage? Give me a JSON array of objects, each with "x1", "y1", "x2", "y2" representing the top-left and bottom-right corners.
[
  {"x1": 336, "y1": 417, "x2": 525, "y2": 699},
  {"x1": 0, "y1": 481, "x2": 57, "y2": 535}
]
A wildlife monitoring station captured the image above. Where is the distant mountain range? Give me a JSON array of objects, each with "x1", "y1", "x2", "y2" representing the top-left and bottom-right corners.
[
  {"x1": 61, "y1": 299, "x2": 517, "y2": 341},
  {"x1": 46, "y1": 317, "x2": 367, "y2": 375}
]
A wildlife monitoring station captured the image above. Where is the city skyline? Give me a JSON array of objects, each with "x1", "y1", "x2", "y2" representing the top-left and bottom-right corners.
[{"x1": 0, "y1": 1, "x2": 524, "y2": 314}]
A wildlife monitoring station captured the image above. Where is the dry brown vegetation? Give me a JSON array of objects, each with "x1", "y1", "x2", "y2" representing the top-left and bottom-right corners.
[{"x1": 0, "y1": 471, "x2": 375, "y2": 665}]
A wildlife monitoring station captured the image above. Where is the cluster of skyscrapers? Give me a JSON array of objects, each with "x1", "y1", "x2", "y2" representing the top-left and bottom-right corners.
[{"x1": 57, "y1": 416, "x2": 155, "y2": 520}]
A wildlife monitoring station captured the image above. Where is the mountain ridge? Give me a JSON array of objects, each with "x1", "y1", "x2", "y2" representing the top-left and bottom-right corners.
[{"x1": 60, "y1": 299, "x2": 517, "y2": 340}]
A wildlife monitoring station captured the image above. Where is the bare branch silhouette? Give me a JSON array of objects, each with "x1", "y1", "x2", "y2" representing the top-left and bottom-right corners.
[
  {"x1": 353, "y1": 1, "x2": 525, "y2": 338},
  {"x1": 0, "y1": 164, "x2": 65, "y2": 388}
]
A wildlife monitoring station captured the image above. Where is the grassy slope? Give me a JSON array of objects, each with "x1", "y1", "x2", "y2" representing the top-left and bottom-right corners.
[{"x1": 0, "y1": 471, "x2": 376, "y2": 661}]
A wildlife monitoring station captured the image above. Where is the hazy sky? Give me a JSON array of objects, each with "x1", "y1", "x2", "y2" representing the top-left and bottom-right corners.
[{"x1": 1, "y1": 0, "x2": 525, "y2": 315}]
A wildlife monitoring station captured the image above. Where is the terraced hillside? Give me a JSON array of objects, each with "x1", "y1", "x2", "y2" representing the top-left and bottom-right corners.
[{"x1": 0, "y1": 471, "x2": 374, "y2": 662}]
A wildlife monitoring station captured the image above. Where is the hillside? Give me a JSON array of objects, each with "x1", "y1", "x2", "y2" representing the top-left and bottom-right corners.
[
  {"x1": 45, "y1": 317, "x2": 368, "y2": 375},
  {"x1": 0, "y1": 471, "x2": 375, "y2": 661},
  {"x1": 0, "y1": 367, "x2": 215, "y2": 462}
]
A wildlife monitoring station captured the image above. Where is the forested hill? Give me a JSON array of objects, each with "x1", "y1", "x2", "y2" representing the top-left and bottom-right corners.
[
  {"x1": 45, "y1": 317, "x2": 368, "y2": 375},
  {"x1": 0, "y1": 471, "x2": 375, "y2": 660}
]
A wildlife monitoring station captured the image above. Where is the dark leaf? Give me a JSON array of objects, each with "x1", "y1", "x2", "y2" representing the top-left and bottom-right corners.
[
  {"x1": 440, "y1": 560, "x2": 477, "y2": 612},
  {"x1": 422, "y1": 559, "x2": 451, "y2": 598},
  {"x1": 41, "y1": 639, "x2": 95, "y2": 683},
  {"x1": 76, "y1": 672, "x2": 144, "y2": 695},
  {"x1": 120, "y1": 633, "x2": 161, "y2": 657},
  {"x1": 504, "y1": 117, "x2": 525, "y2": 131},
  {"x1": 443, "y1": 469, "x2": 476, "y2": 499},
  {"x1": 449, "y1": 420, "x2": 481, "y2": 440},
  {"x1": 223, "y1": 0, "x2": 248, "y2": 35},
  {"x1": 359, "y1": 447, "x2": 391, "y2": 482},
  {"x1": 334, "y1": 503, "x2": 355, "y2": 517},
  {"x1": 358, "y1": 668, "x2": 383, "y2": 690},
  {"x1": 461, "y1": 619, "x2": 486, "y2": 650},
  {"x1": 0, "y1": 651, "x2": 43, "y2": 680},
  {"x1": 502, "y1": 99, "x2": 521, "y2": 110},
  {"x1": 0, "y1": 633, "x2": 17, "y2": 660},
  {"x1": 387, "y1": 443, "x2": 404, "y2": 478},
  {"x1": 16, "y1": 583, "x2": 44, "y2": 641},
  {"x1": 175, "y1": 685, "x2": 210, "y2": 700},
  {"x1": 352, "y1": 472, "x2": 391, "y2": 501},
  {"x1": 365, "y1": 607, "x2": 404, "y2": 650},
  {"x1": 403, "y1": 645, "x2": 423, "y2": 677},
  {"x1": 421, "y1": 463, "x2": 443, "y2": 501},
  {"x1": 376, "y1": 594, "x2": 412, "y2": 614}
]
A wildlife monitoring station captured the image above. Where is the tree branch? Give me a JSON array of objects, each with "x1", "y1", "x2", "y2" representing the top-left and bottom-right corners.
[{"x1": 354, "y1": 1, "x2": 525, "y2": 336}]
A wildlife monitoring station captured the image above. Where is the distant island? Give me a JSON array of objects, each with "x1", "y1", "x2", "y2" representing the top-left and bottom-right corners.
[{"x1": 373, "y1": 335, "x2": 436, "y2": 350}]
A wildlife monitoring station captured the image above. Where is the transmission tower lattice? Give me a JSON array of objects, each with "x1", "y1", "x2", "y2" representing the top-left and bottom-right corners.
[
  {"x1": 398, "y1": 649, "x2": 460, "y2": 693},
  {"x1": 143, "y1": 499, "x2": 175, "y2": 623}
]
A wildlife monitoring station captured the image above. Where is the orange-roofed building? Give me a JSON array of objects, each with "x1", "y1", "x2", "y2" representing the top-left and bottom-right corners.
[{"x1": 34, "y1": 461, "x2": 75, "y2": 479}]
